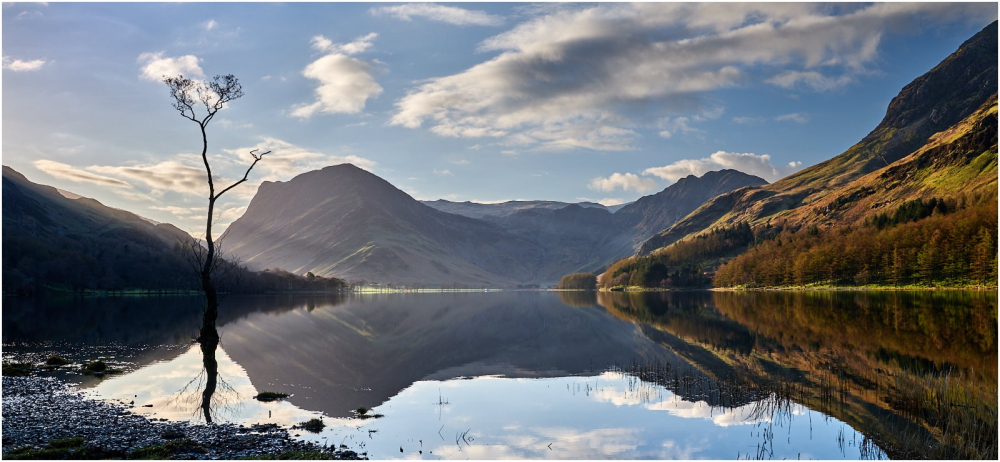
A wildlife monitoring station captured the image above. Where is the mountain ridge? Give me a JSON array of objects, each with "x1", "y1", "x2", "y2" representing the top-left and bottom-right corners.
[
  {"x1": 2, "y1": 165, "x2": 198, "y2": 294},
  {"x1": 638, "y1": 20, "x2": 998, "y2": 255},
  {"x1": 223, "y1": 164, "x2": 764, "y2": 285}
]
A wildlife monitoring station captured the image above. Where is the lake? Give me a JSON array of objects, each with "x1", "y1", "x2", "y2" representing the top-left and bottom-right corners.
[{"x1": 3, "y1": 290, "x2": 996, "y2": 459}]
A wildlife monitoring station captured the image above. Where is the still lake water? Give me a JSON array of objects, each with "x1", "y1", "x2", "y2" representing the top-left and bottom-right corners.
[{"x1": 3, "y1": 290, "x2": 996, "y2": 459}]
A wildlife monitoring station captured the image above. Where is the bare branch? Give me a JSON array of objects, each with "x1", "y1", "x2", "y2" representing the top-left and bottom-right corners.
[
  {"x1": 215, "y1": 149, "x2": 270, "y2": 200},
  {"x1": 164, "y1": 75, "x2": 199, "y2": 122}
]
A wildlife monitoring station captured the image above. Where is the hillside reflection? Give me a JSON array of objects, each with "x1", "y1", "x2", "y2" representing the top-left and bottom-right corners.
[{"x1": 597, "y1": 290, "x2": 997, "y2": 459}]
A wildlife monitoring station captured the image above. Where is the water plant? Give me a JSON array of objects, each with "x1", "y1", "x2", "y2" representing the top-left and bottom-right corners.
[
  {"x1": 354, "y1": 407, "x2": 383, "y2": 419},
  {"x1": 44, "y1": 355, "x2": 71, "y2": 366},
  {"x1": 80, "y1": 360, "x2": 121, "y2": 376},
  {"x1": 254, "y1": 391, "x2": 290, "y2": 402},
  {"x1": 240, "y1": 450, "x2": 349, "y2": 460},
  {"x1": 130, "y1": 438, "x2": 207, "y2": 459},
  {"x1": 293, "y1": 418, "x2": 326, "y2": 433},
  {"x1": 3, "y1": 437, "x2": 123, "y2": 459},
  {"x1": 2, "y1": 362, "x2": 33, "y2": 376}
]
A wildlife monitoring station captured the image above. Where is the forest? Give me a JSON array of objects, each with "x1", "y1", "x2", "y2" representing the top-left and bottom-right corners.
[
  {"x1": 596, "y1": 192, "x2": 997, "y2": 290},
  {"x1": 557, "y1": 272, "x2": 597, "y2": 290},
  {"x1": 1, "y1": 231, "x2": 346, "y2": 296},
  {"x1": 714, "y1": 194, "x2": 998, "y2": 288},
  {"x1": 598, "y1": 223, "x2": 754, "y2": 289}
]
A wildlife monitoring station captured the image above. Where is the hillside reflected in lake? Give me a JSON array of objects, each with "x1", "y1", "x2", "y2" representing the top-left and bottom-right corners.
[{"x1": 3, "y1": 290, "x2": 995, "y2": 459}]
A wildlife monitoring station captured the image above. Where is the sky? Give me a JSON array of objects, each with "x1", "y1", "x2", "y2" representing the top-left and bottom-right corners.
[{"x1": 2, "y1": 2, "x2": 996, "y2": 237}]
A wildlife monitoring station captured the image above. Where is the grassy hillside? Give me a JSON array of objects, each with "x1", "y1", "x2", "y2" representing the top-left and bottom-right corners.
[
  {"x1": 602, "y1": 22, "x2": 998, "y2": 290},
  {"x1": 604, "y1": 96, "x2": 997, "y2": 290}
]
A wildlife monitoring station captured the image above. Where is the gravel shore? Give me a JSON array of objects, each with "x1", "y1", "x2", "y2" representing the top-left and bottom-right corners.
[{"x1": 2, "y1": 376, "x2": 364, "y2": 459}]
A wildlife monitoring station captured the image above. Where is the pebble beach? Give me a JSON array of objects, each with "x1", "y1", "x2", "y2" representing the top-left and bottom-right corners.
[{"x1": 1, "y1": 376, "x2": 364, "y2": 459}]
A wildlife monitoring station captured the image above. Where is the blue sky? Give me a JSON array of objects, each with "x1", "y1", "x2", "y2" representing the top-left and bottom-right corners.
[{"x1": 2, "y1": 2, "x2": 995, "y2": 236}]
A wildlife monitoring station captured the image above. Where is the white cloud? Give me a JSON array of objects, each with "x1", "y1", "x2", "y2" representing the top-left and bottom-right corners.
[
  {"x1": 391, "y1": 2, "x2": 993, "y2": 151},
  {"x1": 775, "y1": 113, "x2": 810, "y2": 124},
  {"x1": 138, "y1": 52, "x2": 203, "y2": 81},
  {"x1": 3, "y1": 56, "x2": 46, "y2": 72},
  {"x1": 588, "y1": 172, "x2": 659, "y2": 194},
  {"x1": 643, "y1": 159, "x2": 719, "y2": 183},
  {"x1": 371, "y1": 3, "x2": 504, "y2": 26},
  {"x1": 597, "y1": 197, "x2": 625, "y2": 206},
  {"x1": 33, "y1": 160, "x2": 133, "y2": 188},
  {"x1": 433, "y1": 169, "x2": 453, "y2": 176},
  {"x1": 644, "y1": 151, "x2": 805, "y2": 183},
  {"x1": 203, "y1": 19, "x2": 218, "y2": 31},
  {"x1": 310, "y1": 32, "x2": 377, "y2": 55},
  {"x1": 223, "y1": 136, "x2": 378, "y2": 182},
  {"x1": 292, "y1": 34, "x2": 383, "y2": 118}
]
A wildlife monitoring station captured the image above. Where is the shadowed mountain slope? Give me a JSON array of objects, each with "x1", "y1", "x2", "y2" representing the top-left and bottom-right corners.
[
  {"x1": 2, "y1": 166, "x2": 196, "y2": 293},
  {"x1": 222, "y1": 164, "x2": 546, "y2": 286}
]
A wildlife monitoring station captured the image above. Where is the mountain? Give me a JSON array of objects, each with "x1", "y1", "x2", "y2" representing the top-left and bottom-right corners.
[
  {"x1": 422, "y1": 199, "x2": 611, "y2": 219},
  {"x1": 222, "y1": 164, "x2": 546, "y2": 286},
  {"x1": 2, "y1": 166, "x2": 196, "y2": 294},
  {"x1": 611, "y1": 169, "x2": 767, "y2": 253},
  {"x1": 639, "y1": 21, "x2": 998, "y2": 256},
  {"x1": 223, "y1": 164, "x2": 763, "y2": 285}
]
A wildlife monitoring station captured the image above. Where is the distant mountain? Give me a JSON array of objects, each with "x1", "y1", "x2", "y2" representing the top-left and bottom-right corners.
[
  {"x1": 222, "y1": 164, "x2": 546, "y2": 286},
  {"x1": 639, "y1": 20, "x2": 998, "y2": 255},
  {"x1": 422, "y1": 199, "x2": 610, "y2": 219},
  {"x1": 223, "y1": 164, "x2": 762, "y2": 286},
  {"x1": 610, "y1": 169, "x2": 766, "y2": 254},
  {"x1": 2, "y1": 166, "x2": 196, "y2": 294}
]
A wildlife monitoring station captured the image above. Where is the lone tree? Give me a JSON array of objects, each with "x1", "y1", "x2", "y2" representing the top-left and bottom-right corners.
[{"x1": 164, "y1": 74, "x2": 269, "y2": 346}]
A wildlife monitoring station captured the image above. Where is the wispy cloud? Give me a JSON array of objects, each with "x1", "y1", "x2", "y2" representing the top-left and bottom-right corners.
[
  {"x1": 33, "y1": 160, "x2": 133, "y2": 188},
  {"x1": 88, "y1": 161, "x2": 208, "y2": 196},
  {"x1": 433, "y1": 168, "x2": 453, "y2": 176},
  {"x1": 775, "y1": 113, "x2": 810, "y2": 124},
  {"x1": 292, "y1": 33, "x2": 382, "y2": 118},
  {"x1": 149, "y1": 205, "x2": 204, "y2": 219},
  {"x1": 767, "y1": 71, "x2": 855, "y2": 92},
  {"x1": 733, "y1": 116, "x2": 765, "y2": 125},
  {"x1": 371, "y1": 3, "x2": 504, "y2": 26},
  {"x1": 391, "y1": 2, "x2": 992, "y2": 151}
]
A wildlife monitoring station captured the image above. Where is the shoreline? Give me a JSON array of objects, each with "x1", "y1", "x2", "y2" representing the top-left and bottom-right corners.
[
  {"x1": 594, "y1": 286, "x2": 997, "y2": 292},
  {"x1": 1, "y1": 376, "x2": 364, "y2": 460}
]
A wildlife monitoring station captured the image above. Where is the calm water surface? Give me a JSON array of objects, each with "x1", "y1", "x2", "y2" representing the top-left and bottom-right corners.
[{"x1": 4, "y1": 290, "x2": 995, "y2": 459}]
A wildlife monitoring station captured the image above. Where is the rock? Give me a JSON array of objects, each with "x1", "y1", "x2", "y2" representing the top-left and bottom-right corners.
[{"x1": 1, "y1": 376, "x2": 365, "y2": 459}]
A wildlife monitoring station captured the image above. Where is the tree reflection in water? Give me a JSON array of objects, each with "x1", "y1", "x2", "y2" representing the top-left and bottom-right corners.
[{"x1": 169, "y1": 326, "x2": 241, "y2": 424}]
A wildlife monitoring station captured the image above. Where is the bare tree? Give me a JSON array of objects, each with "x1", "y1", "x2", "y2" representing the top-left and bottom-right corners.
[{"x1": 164, "y1": 74, "x2": 269, "y2": 345}]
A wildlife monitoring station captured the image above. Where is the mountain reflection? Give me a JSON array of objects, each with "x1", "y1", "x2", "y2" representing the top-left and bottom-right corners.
[{"x1": 216, "y1": 292, "x2": 689, "y2": 417}]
